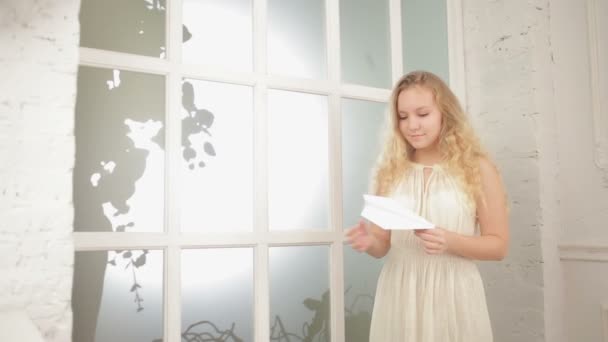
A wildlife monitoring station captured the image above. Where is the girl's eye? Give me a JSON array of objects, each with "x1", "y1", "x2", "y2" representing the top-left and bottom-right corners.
[
  {"x1": 419, "y1": 113, "x2": 429, "y2": 117},
  {"x1": 398, "y1": 116, "x2": 408, "y2": 120}
]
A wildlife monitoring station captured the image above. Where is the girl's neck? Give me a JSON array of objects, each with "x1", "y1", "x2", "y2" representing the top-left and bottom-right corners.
[{"x1": 412, "y1": 148, "x2": 442, "y2": 166}]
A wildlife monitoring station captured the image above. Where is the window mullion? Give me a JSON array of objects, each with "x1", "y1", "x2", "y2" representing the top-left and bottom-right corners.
[
  {"x1": 79, "y1": 47, "x2": 171, "y2": 75},
  {"x1": 254, "y1": 80, "x2": 270, "y2": 342},
  {"x1": 328, "y1": 91, "x2": 345, "y2": 342},
  {"x1": 446, "y1": 0, "x2": 467, "y2": 108},
  {"x1": 326, "y1": 0, "x2": 345, "y2": 341},
  {"x1": 389, "y1": 0, "x2": 404, "y2": 84},
  {"x1": 254, "y1": 0, "x2": 270, "y2": 340},
  {"x1": 166, "y1": 0, "x2": 183, "y2": 341}
]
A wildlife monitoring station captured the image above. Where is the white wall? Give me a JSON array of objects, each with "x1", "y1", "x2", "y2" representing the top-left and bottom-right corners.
[
  {"x1": 0, "y1": 0, "x2": 79, "y2": 340},
  {"x1": 550, "y1": 0, "x2": 608, "y2": 341},
  {"x1": 462, "y1": 0, "x2": 551, "y2": 341},
  {"x1": 551, "y1": 0, "x2": 608, "y2": 241}
]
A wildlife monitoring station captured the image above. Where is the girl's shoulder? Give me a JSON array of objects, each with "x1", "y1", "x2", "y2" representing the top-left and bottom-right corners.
[{"x1": 477, "y1": 156, "x2": 501, "y2": 179}]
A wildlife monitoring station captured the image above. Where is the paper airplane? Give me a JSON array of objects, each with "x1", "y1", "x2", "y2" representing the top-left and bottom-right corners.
[{"x1": 360, "y1": 194, "x2": 435, "y2": 230}]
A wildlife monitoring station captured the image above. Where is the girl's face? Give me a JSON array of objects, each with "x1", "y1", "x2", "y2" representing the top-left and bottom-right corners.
[{"x1": 397, "y1": 86, "x2": 443, "y2": 153}]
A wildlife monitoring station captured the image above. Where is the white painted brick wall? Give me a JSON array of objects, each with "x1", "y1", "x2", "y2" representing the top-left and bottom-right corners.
[
  {"x1": 462, "y1": 0, "x2": 550, "y2": 341},
  {"x1": 0, "y1": 0, "x2": 79, "y2": 341}
]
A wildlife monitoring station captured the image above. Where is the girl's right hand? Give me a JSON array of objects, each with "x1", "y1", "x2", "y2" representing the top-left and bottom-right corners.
[{"x1": 345, "y1": 219, "x2": 375, "y2": 252}]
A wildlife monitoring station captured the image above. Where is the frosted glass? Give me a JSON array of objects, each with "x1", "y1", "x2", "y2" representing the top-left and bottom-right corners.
[
  {"x1": 340, "y1": 0, "x2": 391, "y2": 88},
  {"x1": 73, "y1": 250, "x2": 164, "y2": 342},
  {"x1": 180, "y1": 79, "x2": 254, "y2": 233},
  {"x1": 268, "y1": 0, "x2": 327, "y2": 79},
  {"x1": 182, "y1": 248, "x2": 254, "y2": 341},
  {"x1": 268, "y1": 90, "x2": 329, "y2": 231},
  {"x1": 341, "y1": 99, "x2": 387, "y2": 228},
  {"x1": 341, "y1": 98, "x2": 386, "y2": 341},
  {"x1": 182, "y1": 0, "x2": 253, "y2": 71},
  {"x1": 269, "y1": 246, "x2": 330, "y2": 341},
  {"x1": 74, "y1": 66, "x2": 165, "y2": 233},
  {"x1": 402, "y1": 0, "x2": 450, "y2": 83}
]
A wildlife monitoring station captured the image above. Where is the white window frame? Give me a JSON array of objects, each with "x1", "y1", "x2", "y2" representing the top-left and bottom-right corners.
[{"x1": 74, "y1": 0, "x2": 466, "y2": 341}]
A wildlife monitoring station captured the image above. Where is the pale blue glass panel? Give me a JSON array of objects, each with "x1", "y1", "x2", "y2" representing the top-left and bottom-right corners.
[
  {"x1": 344, "y1": 248, "x2": 382, "y2": 342},
  {"x1": 182, "y1": 0, "x2": 253, "y2": 71},
  {"x1": 182, "y1": 248, "x2": 254, "y2": 341},
  {"x1": 180, "y1": 79, "x2": 254, "y2": 232},
  {"x1": 80, "y1": 0, "x2": 165, "y2": 57},
  {"x1": 269, "y1": 246, "x2": 330, "y2": 341},
  {"x1": 402, "y1": 0, "x2": 450, "y2": 83},
  {"x1": 341, "y1": 99, "x2": 386, "y2": 341},
  {"x1": 268, "y1": 90, "x2": 329, "y2": 231},
  {"x1": 340, "y1": 0, "x2": 391, "y2": 88},
  {"x1": 341, "y1": 99, "x2": 387, "y2": 228},
  {"x1": 74, "y1": 66, "x2": 165, "y2": 233},
  {"x1": 73, "y1": 250, "x2": 164, "y2": 342},
  {"x1": 268, "y1": 0, "x2": 327, "y2": 79}
]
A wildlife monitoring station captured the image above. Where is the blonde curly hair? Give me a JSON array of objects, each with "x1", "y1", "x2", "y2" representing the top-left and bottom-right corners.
[{"x1": 372, "y1": 71, "x2": 488, "y2": 205}]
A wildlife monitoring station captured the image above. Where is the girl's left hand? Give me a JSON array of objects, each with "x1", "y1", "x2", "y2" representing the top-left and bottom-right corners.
[{"x1": 414, "y1": 228, "x2": 450, "y2": 255}]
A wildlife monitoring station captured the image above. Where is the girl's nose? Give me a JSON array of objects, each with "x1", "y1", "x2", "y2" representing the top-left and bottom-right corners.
[{"x1": 408, "y1": 118, "x2": 420, "y2": 131}]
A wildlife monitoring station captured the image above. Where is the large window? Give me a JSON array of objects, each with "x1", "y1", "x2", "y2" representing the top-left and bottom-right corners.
[{"x1": 72, "y1": 0, "x2": 459, "y2": 341}]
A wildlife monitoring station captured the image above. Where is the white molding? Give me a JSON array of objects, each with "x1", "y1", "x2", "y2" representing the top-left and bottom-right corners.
[
  {"x1": 446, "y1": 0, "x2": 467, "y2": 109},
  {"x1": 558, "y1": 243, "x2": 608, "y2": 262},
  {"x1": 587, "y1": 0, "x2": 608, "y2": 171},
  {"x1": 602, "y1": 302, "x2": 608, "y2": 342}
]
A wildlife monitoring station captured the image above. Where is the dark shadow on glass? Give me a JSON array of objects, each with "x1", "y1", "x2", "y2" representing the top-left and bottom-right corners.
[
  {"x1": 181, "y1": 80, "x2": 217, "y2": 170},
  {"x1": 150, "y1": 290, "x2": 334, "y2": 342},
  {"x1": 73, "y1": 249, "x2": 152, "y2": 342},
  {"x1": 270, "y1": 290, "x2": 330, "y2": 342},
  {"x1": 344, "y1": 286, "x2": 374, "y2": 342},
  {"x1": 80, "y1": 0, "x2": 166, "y2": 57},
  {"x1": 183, "y1": 24, "x2": 192, "y2": 43},
  {"x1": 73, "y1": 66, "x2": 164, "y2": 341},
  {"x1": 73, "y1": 251, "x2": 108, "y2": 342},
  {"x1": 107, "y1": 249, "x2": 150, "y2": 312}
]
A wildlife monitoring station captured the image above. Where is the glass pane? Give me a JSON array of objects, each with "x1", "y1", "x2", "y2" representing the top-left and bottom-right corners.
[
  {"x1": 268, "y1": 90, "x2": 329, "y2": 231},
  {"x1": 269, "y1": 246, "x2": 330, "y2": 341},
  {"x1": 80, "y1": 0, "x2": 166, "y2": 57},
  {"x1": 341, "y1": 99, "x2": 386, "y2": 340},
  {"x1": 268, "y1": 0, "x2": 327, "y2": 79},
  {"x1": 74, "y1": 67, "x2": 165, "y2": 233},
  {"x1": 341, "y1": 99, "x2": 386, "y2": 228},
  {"x1": 402, "y1": 0, "x2": 450, "y2": 83},
  {"x1": 72, "y1": 250, "x2": 164, "y2": 342},
  {"x1": 343, "y1": 248, "x2": 382, "y2": 342},
  {"x1": 182, "y1": 248, "x2": 253, "y2": 342},
  {"x1": 182, "y1": 0, "x2": 253, "y2": 71},
  {"x1": 340, "y1": 0, "x2": 391, "y2": 88},
  {"x1": 180, "y1": 79, "x2": 254, "y2": 232}
]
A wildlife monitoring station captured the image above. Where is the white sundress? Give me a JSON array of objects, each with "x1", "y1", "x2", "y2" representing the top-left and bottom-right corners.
[{"x1": 369, "y1": 163, "x2": 493, "y2": 342}]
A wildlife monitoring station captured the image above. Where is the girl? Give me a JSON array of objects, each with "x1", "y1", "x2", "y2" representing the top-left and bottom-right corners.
[{"x1": 346, "y1": 70, "x2": 509, "y2": 341}]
